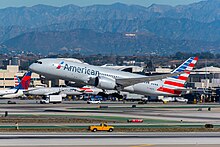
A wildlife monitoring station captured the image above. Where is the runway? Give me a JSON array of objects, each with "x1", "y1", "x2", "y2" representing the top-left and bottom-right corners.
[
  {"x1": 0, "y1": 132, "x2": 220, "y2": 146},
  {"x1": 1, "y1": 100, "x2": 220, "y2": 124},
  {"x1": 1, "y1": 101, "x2": 220, "y2": 146}
]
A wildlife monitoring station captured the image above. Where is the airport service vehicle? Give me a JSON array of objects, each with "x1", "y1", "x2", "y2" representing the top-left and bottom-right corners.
[
  {"x1": 7, "y1": 100, "x2": 16, "y2": 104},
  {"x1": 127, "y1": 119, "x2": 143, "y2": 123},
  {"x1": 0, "y1": 71, "x2": 32, "y2": 98},
  {"x1": 87, "y1": 100, "x2": 101, "y2": 104},
  {"x1": 29, "y1": 57, "x2": 198, "y2": 97},
  {"x1": 89, "y1": 123, "x2": 114, "y2": 132},
  {"x1": 124, "y1": 92, "x2": 148, "y2": 102},
  {"x1": 40, "y1": 95, "x2": 62, "y2": 104},
  {"x1": 40, "y1": 99, "x2": 49, "y2": 104},
  {"x1": 162, "y1": 97, "x2": 176, "y2": 103},
  {"x1": 176, "y1": 97, "x2": 188, "y2": 102}
]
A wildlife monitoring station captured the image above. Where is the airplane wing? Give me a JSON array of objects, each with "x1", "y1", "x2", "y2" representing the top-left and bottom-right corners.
[
  {"x1": 25, "y1": 88, "x2": 61, "y2": 96},
  {"x1": 116, "y1": 72, "x2": 185, "y2": 87},
  {"x1": 43, "y1": 91, "x2": 61, "y2": 95},
  {"x1": 44, "y1": 88, "x2": 81, "y2": 95},
  {"x1": 0, "y1": 92, "x2": 16, "y2": 97}
]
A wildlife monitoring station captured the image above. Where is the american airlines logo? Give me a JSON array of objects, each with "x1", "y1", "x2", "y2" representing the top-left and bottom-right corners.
[
  {"x1": 63, "y1": 64, "x2": 100, "y2": 76},
  {"x1": 57, "y1": 61, "x2": 65, "y2": 69}
]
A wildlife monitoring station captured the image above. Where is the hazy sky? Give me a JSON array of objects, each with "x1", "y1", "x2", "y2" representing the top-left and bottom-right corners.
[{"x1": 0, "y1": 0, "x2": 204, "y2": 8}]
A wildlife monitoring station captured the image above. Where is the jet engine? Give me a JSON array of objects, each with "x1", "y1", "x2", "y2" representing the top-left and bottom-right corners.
[
  {"x1": 90, "y1": 76, "x2": 117, "y2": 90},
  {"x1": 64, "y1": 81, "x2": 85, "y2": 87},
  {"x1": 39, "y1": 75, "x2": 46, "y2": 84}
]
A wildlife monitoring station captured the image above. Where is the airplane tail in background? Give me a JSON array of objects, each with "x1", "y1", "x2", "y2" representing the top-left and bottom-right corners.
[
  {"x1": 14, "y1": 71, "x2": 32, "y2": 90},
  {"x1": 157, "y1": 57, "x2": 198, "y2": 95},
  {"x1": 14, "y1": 76, "x2": 20, "y2": 87}
]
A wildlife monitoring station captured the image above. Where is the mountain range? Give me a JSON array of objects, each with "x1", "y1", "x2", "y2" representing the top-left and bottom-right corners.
[{"x1": 0, "y1": 0, "x2": 219, "y2": 55}]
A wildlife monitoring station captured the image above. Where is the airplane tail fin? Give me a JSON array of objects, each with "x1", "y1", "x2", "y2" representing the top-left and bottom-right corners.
[
  {"x1": 164, "y1": 57, "x2": 198, "y2": 88},
  {"x1": 14, "y1": 76, "x2": 20, "y2": 87},
  {"x1": 157, "y1": 57, "x2": 198, "y2": 94},
  {"x1": 14, "y1": 71, "x2": 32, "y2": 90}
]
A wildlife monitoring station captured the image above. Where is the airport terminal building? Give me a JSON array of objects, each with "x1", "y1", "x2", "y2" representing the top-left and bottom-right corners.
[
  {"x1": 189, "y1": 66, "x2": 220, "y2": 89},
  {"x1": 0, "y1": 65, "x2": 41, "y2": 89}
]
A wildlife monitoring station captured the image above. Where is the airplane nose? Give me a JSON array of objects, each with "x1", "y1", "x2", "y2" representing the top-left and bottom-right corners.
[
  {"x1": 29, "y1": 63, "x2": 36, "y2": 72},
  {"x1": 29, "y1": 64, "x2": 33, "y2": 71}
]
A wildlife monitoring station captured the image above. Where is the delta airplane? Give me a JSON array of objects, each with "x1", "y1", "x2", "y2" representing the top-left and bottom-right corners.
[
  {"x1": 25, "y1": 87, "x2": 82, "y2": 97},
  {"x1": 25, "y1": 85, "x2": 112, "y2": 98},
  {"x1": 0, "y1": 71, "x2": 32, "y2": 98},
  {"x1": 29, "y1": 57, "x2": 198, "y2": 96}
]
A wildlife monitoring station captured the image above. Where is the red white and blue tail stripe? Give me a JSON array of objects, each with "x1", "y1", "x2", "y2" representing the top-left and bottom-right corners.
[
  {"x1": 157, "y1": 57, "x2": 198, "y2": 95},
  {"x1": 14, "y1": 76, "x2": 20, "y2": 87},
  {"x1": 14, "y1": 71, "x2": 32, "y2": 90}
]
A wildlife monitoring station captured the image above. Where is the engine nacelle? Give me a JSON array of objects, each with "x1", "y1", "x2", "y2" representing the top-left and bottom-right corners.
[
  {"x1": 39, "y1": 75, "x2": 46, "y2": 84},
  {"x1": 92, "y1": 76, "x2": 117, "y2": 90},
  {"x1": 65, "y1": 81, "x2": 85, "y2": 87}
]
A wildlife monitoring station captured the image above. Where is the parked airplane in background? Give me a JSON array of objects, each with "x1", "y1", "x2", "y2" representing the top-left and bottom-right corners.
[
  {"x1": 78, "y1": 86, "x2": 103, "y2": 95},
  {"x1": 0, "y1": 71, "x2": 32, "y2": 98},
  {"x1": 25, "y1": 87, "x2": 82, "y2": 98},
  {"x1": 25, "y1": 82, "x2": 113, "y2": 98},
  {"x1": 29, "y1": 57, "x2": 198, "y2": 97}
]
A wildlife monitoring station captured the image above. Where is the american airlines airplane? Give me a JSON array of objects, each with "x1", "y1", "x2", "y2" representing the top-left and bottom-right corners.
[
  {"x1": 0, "y1": 71, "x2": 32, "y2": 98},
  {"x1": 29, "y1": 57, "x2": 198, "y2": 96}
]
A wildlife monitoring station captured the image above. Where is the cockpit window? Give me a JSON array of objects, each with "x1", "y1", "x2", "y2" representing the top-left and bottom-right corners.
[{"x1": 34, "y1": 61, "x2": 42, "y2": 64}]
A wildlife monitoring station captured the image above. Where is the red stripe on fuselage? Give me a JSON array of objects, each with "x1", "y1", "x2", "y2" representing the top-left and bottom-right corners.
[
  {"x1": 80, "y1": 88, "x2": 93, "y2": 92},
  {"x1": 157, "y1": 87, "x2": 182, "y2": 95},
  {"x1": 164, "y1": 81, "x2": 184, "y2": 87}
]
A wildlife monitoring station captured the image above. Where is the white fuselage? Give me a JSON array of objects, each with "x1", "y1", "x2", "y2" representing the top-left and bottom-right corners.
[
  {"x1": 29, "y1": 59, "x2": 174, "y2": 96},
  {"x1": 26, "y1": 87, "x2": 82, "y2": 96},
  {"x1": 0, "y1": 89, "x2": 24, "y2": 98}
]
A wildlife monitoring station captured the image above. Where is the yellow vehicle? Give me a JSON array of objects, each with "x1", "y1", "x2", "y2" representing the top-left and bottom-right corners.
[{"x1": 89, "y1": 123, "x2": 114, "y2": 132}]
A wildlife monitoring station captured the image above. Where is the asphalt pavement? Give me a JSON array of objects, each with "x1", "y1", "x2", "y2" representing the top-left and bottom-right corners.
[{"x1": 0, "y1": 132, "x2": 220, "y2": 146}]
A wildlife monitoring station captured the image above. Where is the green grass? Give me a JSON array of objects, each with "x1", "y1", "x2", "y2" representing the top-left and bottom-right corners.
[
  {"x1": 79, "y1": 115, "x2": 179, "y2": 123},
  {"x1": 7, "y1": 114, "x2": 179, "y2": 123}
]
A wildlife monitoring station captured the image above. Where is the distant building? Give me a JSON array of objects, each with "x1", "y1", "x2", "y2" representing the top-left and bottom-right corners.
[
  {"x1": 101, "y1": 64, "x2": 143, "y2": 73},
  {"x1": 189, "y1": 66, "x2": 220, "y2": 88},
  {"x1": 145, "y1": 67, "x2": 172, "y2": 76},
  {"x1": 123, "y1": 60, "x2": 136, "y2": 65},
  {"x1": 2, "y1": 59, "x2": 10, "y2": 69},
  {"x1": 1, "y1": 57, "x2": 20, "y2": 69},
  {"x1": 0, "y1": 65, "x2": 41, "y2": 89},
  {"x1": 0, "y1": 65, "x2": 19, "y2": 89},
  {"x1": 124, "y1": 33, "x2": 136, "y2": 37},
  {"x1": 155, "y1": 67, "x2": 172, "y2": 73},
  {"x1": 11, "y1": 57, "x2": 20, "y2": 65}
]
